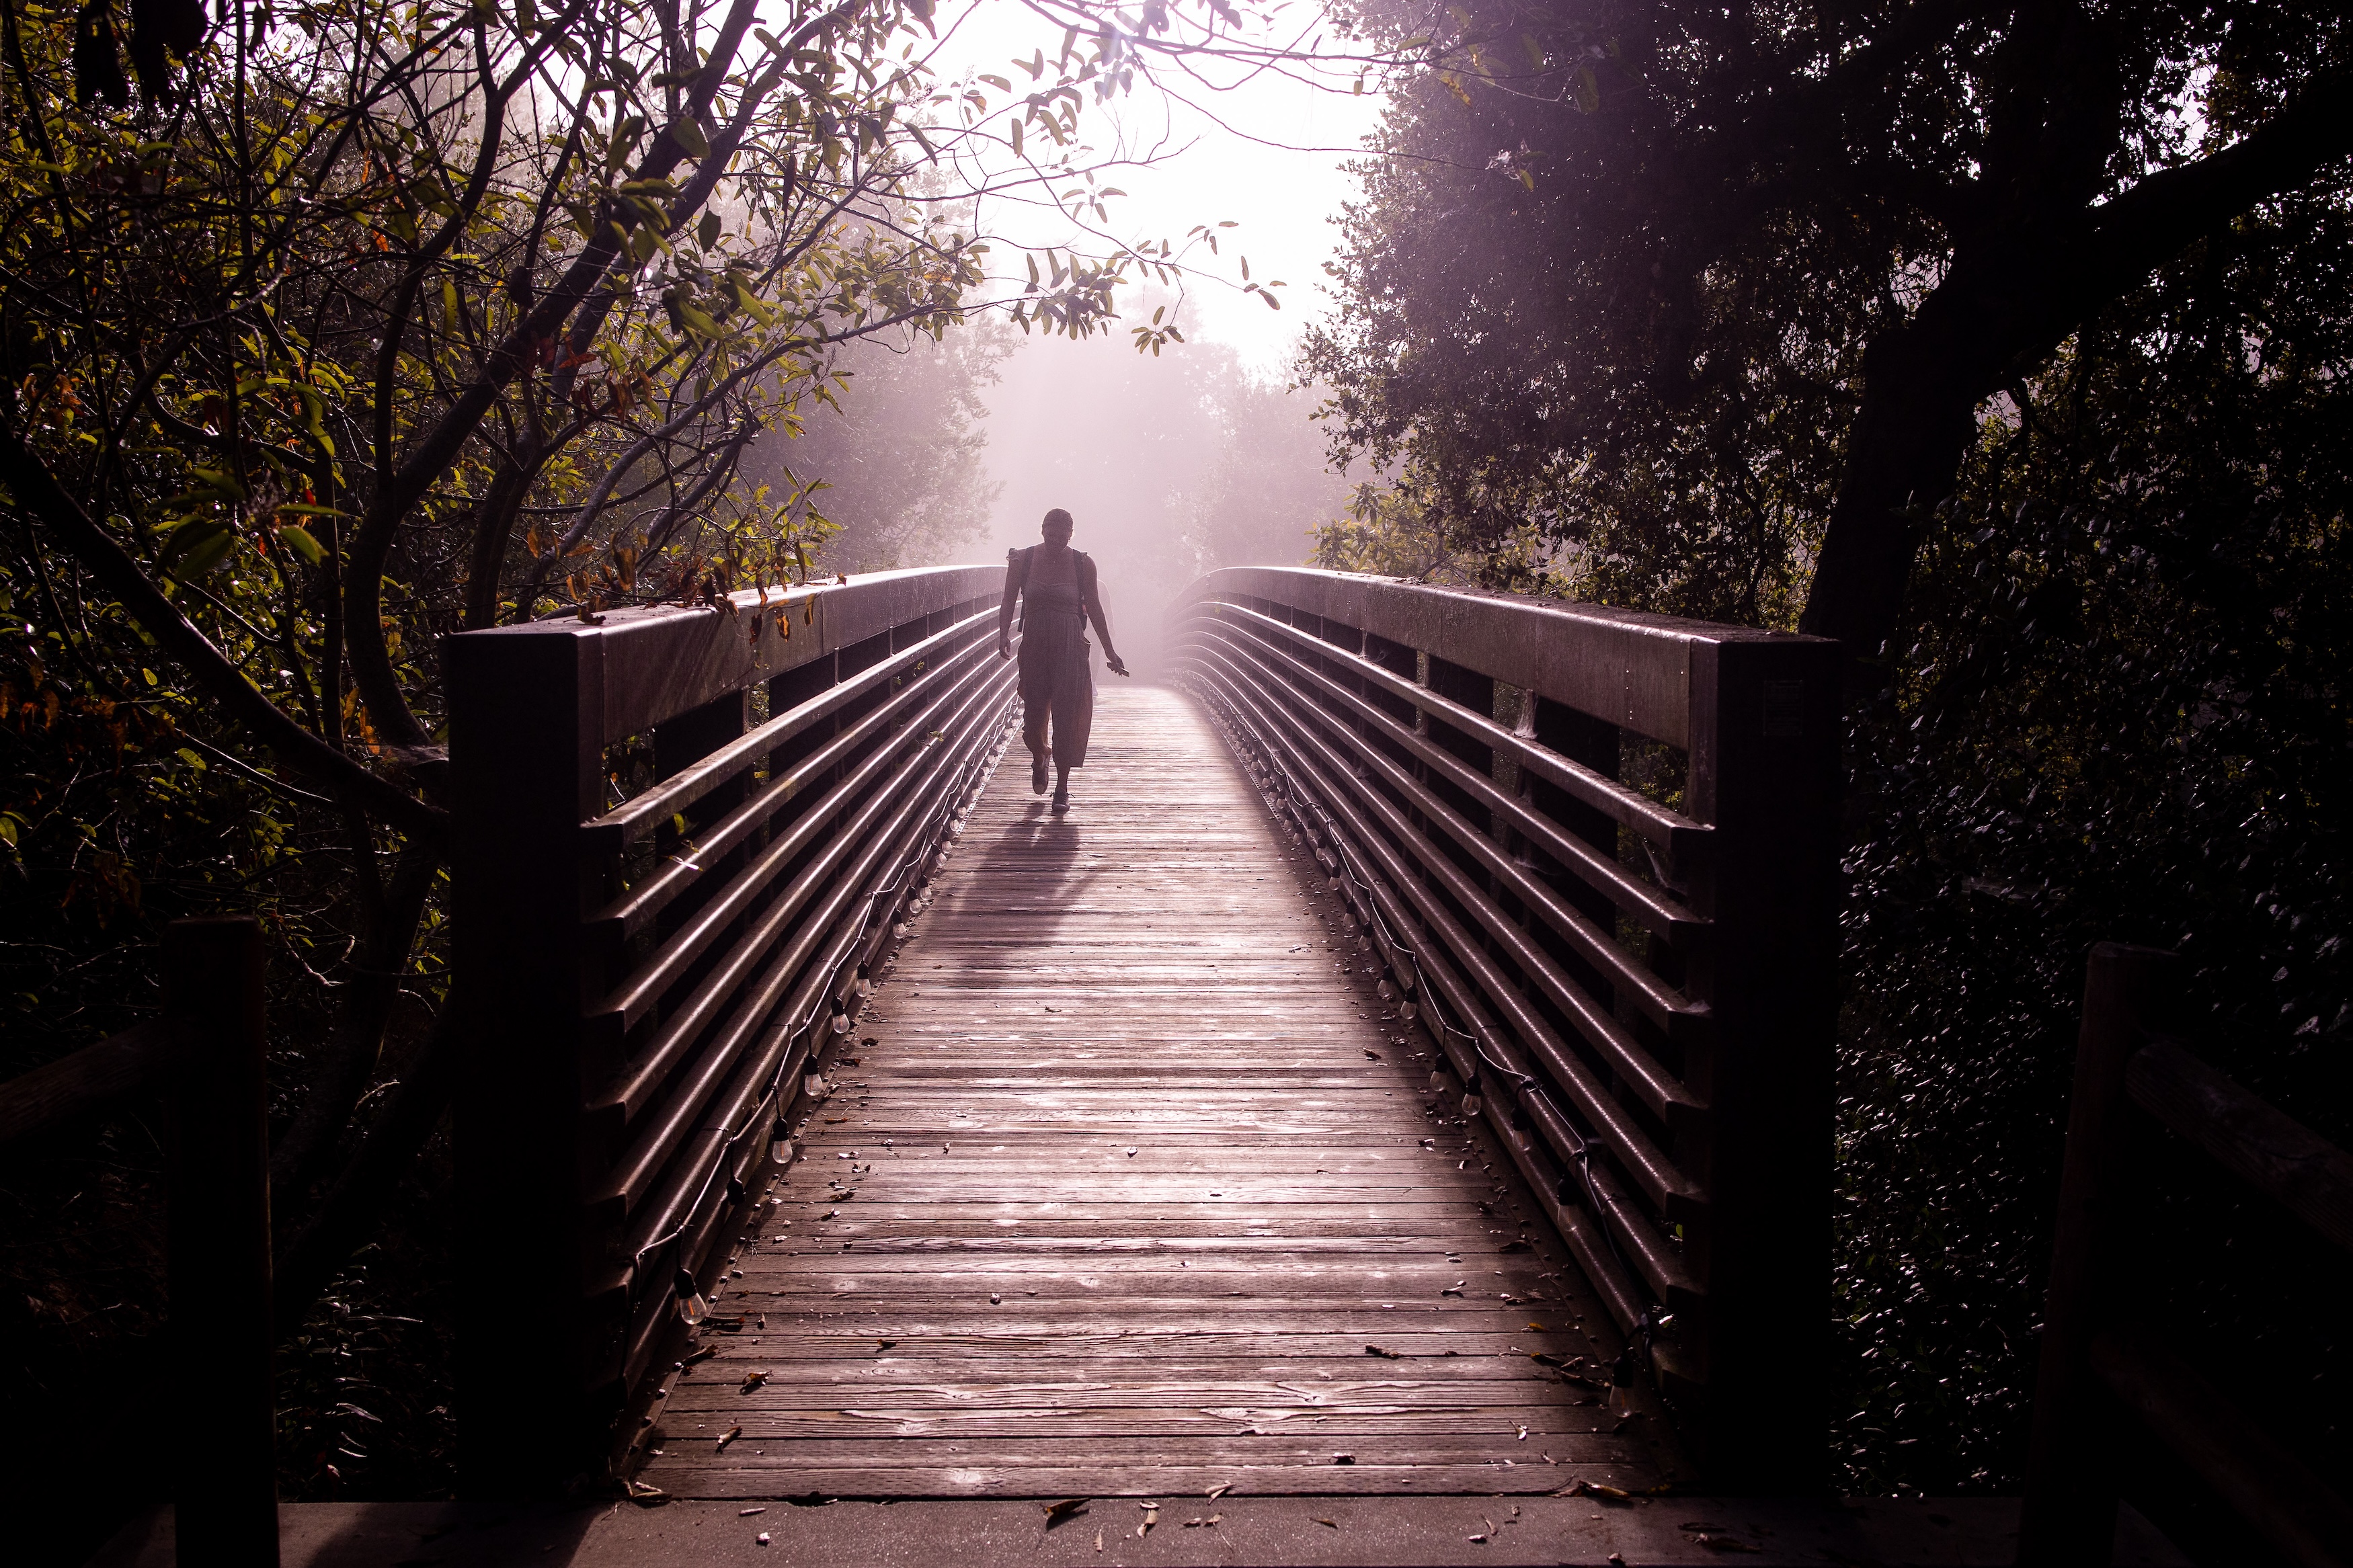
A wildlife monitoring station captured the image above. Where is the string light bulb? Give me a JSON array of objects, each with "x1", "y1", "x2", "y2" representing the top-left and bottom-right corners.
[
  {"x1": 770, "y1": 1120, "x2": 793, "y2": 1163},
  {"x1": 674, "y1": 1268, "x2": 710, "y2": 1328},
  {"x1": 855, "y1": 967, "x2": 873, "y2": 999}
]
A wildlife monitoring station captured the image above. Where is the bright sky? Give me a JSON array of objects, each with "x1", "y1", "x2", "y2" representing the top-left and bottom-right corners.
[{"x1": 924, "y1": 1, "x2": 1387, "y2": 374}]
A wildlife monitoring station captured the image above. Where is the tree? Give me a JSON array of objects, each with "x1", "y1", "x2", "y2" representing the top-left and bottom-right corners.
[
  {"x1": 0, "y1": 0, "x2": 1179, "y2": 1330},
  {"x1": 1304, "y1": 0, "x2": 2353, "y2": 663}
]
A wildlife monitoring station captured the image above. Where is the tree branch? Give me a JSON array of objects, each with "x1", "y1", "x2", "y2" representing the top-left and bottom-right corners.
[{"x1": 0, "y1": 419, "x2": 446, "y2": 837}]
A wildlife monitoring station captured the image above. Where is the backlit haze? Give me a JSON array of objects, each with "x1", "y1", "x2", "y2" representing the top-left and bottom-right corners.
[{"x1": 883, "y1": 2, "x2": 1387, "y2": 668}]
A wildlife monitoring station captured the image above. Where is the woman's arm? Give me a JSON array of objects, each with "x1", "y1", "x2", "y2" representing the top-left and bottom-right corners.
[
  {"x1": 1080, "y1": 556, "x2": 1129, "y2": 677},
  {"x1": 996, "y1": 548, "x2": 1024, "y2": 659}
]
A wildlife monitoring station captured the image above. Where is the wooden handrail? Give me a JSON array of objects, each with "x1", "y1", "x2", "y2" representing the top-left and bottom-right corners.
[
  {"x1": 1167, "y1": 567, "x2": 1843, "y2": 1493},
  {"x1": 0, "y1": 1016, "x2": 192, "y2": 1147},
  {"x1": 2019, "y1": 944, "x2": 2353, "y2": 1567},
  {"x1": 2128, "y1": 1036, "x2": 2353, "y2": 1253},
  {"x1": 0, "y1": 917, "x2": 277, "y2": 1567}
]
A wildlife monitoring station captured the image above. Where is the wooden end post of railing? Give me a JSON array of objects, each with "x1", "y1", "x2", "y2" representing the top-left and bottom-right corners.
[
  {"x1": 1682, "y1": 635, "x2": 1845, "y2": 1491},
  {"x1": 2018, "y1": 945, "x2": 2353, "y2": 1567},
  {"x1": 2017, "y1": 942, "x2": 2176, "y2": 1562},
  {"x1": 0, "y1": 915, "x2": 277, "y2": 1565},
  {"x1": 163, "y1": 915, "x2": 278, "y2": 1565}
]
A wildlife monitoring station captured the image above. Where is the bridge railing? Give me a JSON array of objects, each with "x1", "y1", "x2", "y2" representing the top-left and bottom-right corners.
[
  {"x1": 1169, "y1": 567, "x2": 1841, "y2": 1490},
  {"x1": 446, "y1": 566, "x2": 1014, "y2": 1491},
  {"x1": 0, "y1": 917, "x2": 276, "y2": 1561}
]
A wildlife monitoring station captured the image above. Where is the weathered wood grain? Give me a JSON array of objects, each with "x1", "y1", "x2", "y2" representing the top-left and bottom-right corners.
[{"x1": 645, "y1": 685, "x2": 1684, "y2": 1499}]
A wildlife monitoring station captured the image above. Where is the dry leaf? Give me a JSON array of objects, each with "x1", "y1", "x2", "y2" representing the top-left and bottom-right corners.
[
  {"x1": 1205, "y1": 1483, "x2": 1231, "y2": 1499},
  {"x1": 1042, "y1": 1497, "x2": 1088, "y2": 1527},
  {"x1": 715, "y1": 1425, "x2": 742, "y2": 1450},
  {"x1": 682, "y1": 1347, "x2": 717, "y2": 1367},
  {"x1": 625, "y1": 1479, "x2": 666, "y2": 1505},
  {"x1": 740, "y1": 1370, "x2": 768, "y2": 1393},
  {"x1": 1312, "y1": 1516, "x2": 1339, "y2": 1528},
  {"x1": 1094, "y1": 1527, "x2": 1103, "y2": 1552},
  {"x1": 1364, "y1": 1344, "x2": 1402, "y2": 1359},
  {"x1": 739, "y1": 1507, "x2": 766, "y2": 1516},
  {"x1": 1683, "y1": 1528, "x2": 1762, "y2": 1553}
]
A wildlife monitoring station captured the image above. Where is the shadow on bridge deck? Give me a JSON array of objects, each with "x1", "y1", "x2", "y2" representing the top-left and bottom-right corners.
[{"x1": 631, "y1": 683, "x2": 1685, "y2": 1502}]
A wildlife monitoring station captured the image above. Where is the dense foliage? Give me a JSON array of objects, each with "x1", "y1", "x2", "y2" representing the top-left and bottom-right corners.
[{"x1": 1307, "y1": 0, "x2": 2353, "y2": 657}]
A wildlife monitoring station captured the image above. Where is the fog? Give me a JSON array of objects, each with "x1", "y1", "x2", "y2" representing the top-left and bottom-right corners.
[
  {"x1": 968, "y1": 329, "x2": 1353, "y2": 676},
  {"x1": 748, "y1": 317, "x2": 1355, "y2": 679}
]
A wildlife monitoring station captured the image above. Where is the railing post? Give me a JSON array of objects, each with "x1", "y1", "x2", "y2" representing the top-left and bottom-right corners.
[
  {"x1": 163, "y1": 915, "x2": 277, "y2": 1565},
  {"x1": 1683, "y1": 636, "x2": 1843, "y2": 1491},
  {"x1": 446, "y1": 625, "x2": 608, "y2": 1494},
  {"x1": 2017, "y1": 942, "x2": 2179, "y2": 1563}
]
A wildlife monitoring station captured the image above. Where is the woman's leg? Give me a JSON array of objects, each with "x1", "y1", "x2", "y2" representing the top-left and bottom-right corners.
[{"x1": 1023, "y1": 699, "x2": 1050, "y2": 793}]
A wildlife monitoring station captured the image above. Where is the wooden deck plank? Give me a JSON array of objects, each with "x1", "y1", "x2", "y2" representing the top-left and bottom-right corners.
[{"x1": 645, "y1": 684, "x2": 1683, "y2": 1499}]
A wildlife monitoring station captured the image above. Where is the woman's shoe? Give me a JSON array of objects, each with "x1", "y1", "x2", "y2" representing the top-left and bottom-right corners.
[
  {"x1": 1031, "y1": 756, "x2": 1048, "y2": 794},
  {"x1": 1051, "y1": 788, "x2": 1070, "y2": 813}
]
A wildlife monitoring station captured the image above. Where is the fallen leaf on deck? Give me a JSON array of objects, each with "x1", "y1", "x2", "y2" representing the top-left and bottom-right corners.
[
  {"x1": 1683, "y1": 1529, "x2": 1762, "y2": 1554},
  {"x1": 1332, "y1": 1453, "x2": 1355, "y2": 1464},
  {"x1": 715, "y1": 1426, "x2": 742, "y2": 1450},
  {"x1": 1364, "y1": 1344, "x2": 1402, "y2": 1359},
  {"x1": 1094, "y1": 1527, "x2": 1104, "y2": 1552},
  {"x1": 1364, "y1": 1050, "x2": 1382, "y2": 1059},
  {"x1": 625, "y1": 1479, "x2": 666, "y2": 1505},
  {"x1": 876, "y1": 1339, "x2": 896, "y2": 1351},
  {"x1": 1312, "y1": 1516, "x2": 1339, "y2": 1529},
  {"x1": 1041, "y1": 1497, "x2": 1089, "y2": 1527},
  {"x1": 1205, "y1": 1483, "x2": 1231, "y2": 1499},
  {"x1": 682, "y1": 1347, "x2": 717, "y2": 1367},
  {"x1": 1517, "y1": 1426, "x2": 1528, "y2": 1440},
  {"x1": 740, "y1": 1371, "x2": 768, "y2": 1393},
  {"x1": 739, "y1": 1507, "x2": 766, "y2": 1516}
]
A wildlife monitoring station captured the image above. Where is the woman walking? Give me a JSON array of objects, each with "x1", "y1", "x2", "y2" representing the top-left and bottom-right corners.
[{"x1": 998, "y1": 507, "x2": 1128, "y2": 810}]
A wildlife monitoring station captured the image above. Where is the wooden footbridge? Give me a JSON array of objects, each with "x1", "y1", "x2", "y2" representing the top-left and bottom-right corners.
[
  {"x1": 444, "y1": 565, "x2": 1843, "y2": 1502},
  {"x1": 26, "y1": 563, "x2": 2347, "y2": 1565}
]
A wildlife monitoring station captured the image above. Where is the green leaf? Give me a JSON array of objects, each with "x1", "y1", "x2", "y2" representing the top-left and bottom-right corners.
[
  {"x1": 176, "y1": 748, "x2": 207, "y2": 770},
  {"x1": 698, "y1": 210, "x2": 723, "y2": 250},
  {"x1": 279, "y1": 524, "x2": 325, "y2": 565},
  {"x1": 673, "y1": 117, "x2": 710, "y2": 159},
  {"x1": 158, "y1": 518, "x2": 229, "y2": 572}
]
